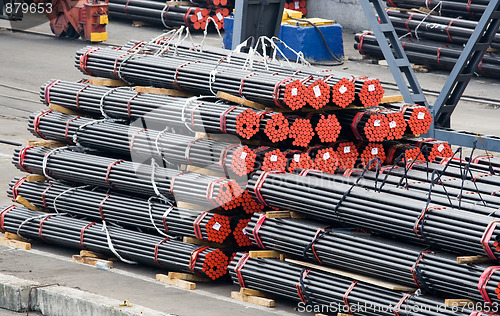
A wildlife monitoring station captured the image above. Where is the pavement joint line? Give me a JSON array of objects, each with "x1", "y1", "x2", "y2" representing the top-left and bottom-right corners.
[{"x1": 27, "y1": 248, "x2": 297, "y2": 316}]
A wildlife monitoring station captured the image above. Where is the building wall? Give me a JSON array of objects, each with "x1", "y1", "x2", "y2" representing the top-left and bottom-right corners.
[{"x1": 307, "y1": 0, "x2": 371, "y2": 32}]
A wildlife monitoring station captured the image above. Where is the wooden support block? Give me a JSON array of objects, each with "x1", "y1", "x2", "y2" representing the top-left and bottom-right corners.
[
  {"x1": 248, "y1": 250, "x2": 281, "y2": 258},
  {"x1": 80, "y1": 250, "x2": 102, "y2": 258},
  {"x1": 338, "y1": 314, "x2": 351, "y2": 316},
  {"x1": 186, "y1": 165, "x2": 225, "y2": 177},
  {"x1": 26, "y1": 139, "x2": 66, "y2": 148},
  {"x1": 285, "y1": 258, "x2": 416, "y2": 292},
  {"x1": 380, "y1": 95, "x2": 404, "y2": 104},
  {"x1": 26, "y1": 174, "x2": 47, "y2": 182},
  {"x1": 456, "y1": 255, "x2": 493, "y2": 264},
  {"x1": 5, "y1": 232, "x2": 28, "y2": 242},
  {"x1": 135, "y1": 86, "x2": 193, "y2": 97},
  {"x1": 132, "y1": 21, "x2": 149, "y2": 27},
  {"x1": 48, "y1": 103, "x2": 80, "y2": 116},
  {"x1": 266, "y1": 211, "x2": 291, "y2": 219},
  {"x1": 217, "y1": 91, "x2": 267, "y2": 110},
  {"x1": 194, "y1": 132, "x2": 239, "y2": 143},
  {"x1": 290, "y1": 211, "x2": 308, "y2": 219},
  {"x1": 412, "y1": 64, "x2": 431, "y2": 73},
  {"x1": 15, "y1": 196, "x2": 40, "y2": 211},
  {"x1": 156, "y1": 273, "x2": 196, "y2": 290},
  {"x1": 231, "y1": 290, "x2": 275, "y2": 307},
  {"x1": 0, "y1": 236, "x2": 31, "y2": 250},
  {"x1": 88, "y1": 78, "x2": 128, "y2": 87},
  {"x1": 444, "y1": 299, "x2": 477, "y2": 307},
  {"x1": 166, "y1": 1, "x2": 191, "y2": 4},
  {"x1": 168, "y1": 272, "x2": 210, "y2": 282},
  {"x1": 72, "y1": 255, "x2": 113, "y2": 268},
  {"x1": 182, "y1": 236, "x2": 231, "y2": 248},
  {"x1": 240, "y1": 287, "x2": 269, "y2": 297},
  {"x1": 176, "y1": 201, "x2": 207, "y2": 212}
]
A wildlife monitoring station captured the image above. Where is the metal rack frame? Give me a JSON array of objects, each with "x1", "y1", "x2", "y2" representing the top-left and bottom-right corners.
[{"x1": 360, "y1": 0, "x2": 500, "y2": 151}]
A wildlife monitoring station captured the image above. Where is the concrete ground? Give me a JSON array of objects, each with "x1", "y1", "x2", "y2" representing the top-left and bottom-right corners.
[{"x1": 0, "y1": 15, "x2": 499, "y2": 316}]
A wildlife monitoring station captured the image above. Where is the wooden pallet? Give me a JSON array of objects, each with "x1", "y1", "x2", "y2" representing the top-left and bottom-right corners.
[
  {"x1": 0, "y1": 232, "x2": 31, "y2": 250},
  {"x1": 156, "y1": 272, "x2": 210, "y2": 290},
  {"x1": 72, "y1": 250, "x2": 114, "y2": 268},
  {"x1": 185, "y1": 165, "x2": 226, "y2": 177},
  {"x1": 265, "y1": 210, "x2": 307, "y2": 219},
  {"x1": 444, "y1": 299, "x2": 478, "y2": 307},
  {"x1": 88, "y1": 77, "x2": 128, "y2": 87},
  {"x1": 26, "y1": 139, "x2": 66, "y2": 148},
  {"x1": 15, "y1": 195, "x2": 41, "y2": 211},
  {"x1": 231, "y1": 287, "x2": 275, "y2": 307},
  {"x1": 182, "y1": 236, "x2": 232, "y2": 249},
  {"x1": 135, "y1": 86, "x2": 193, "y2": 98},
  {"x1": 456, "y1": 255, "x2": 493, "y2": 264}
]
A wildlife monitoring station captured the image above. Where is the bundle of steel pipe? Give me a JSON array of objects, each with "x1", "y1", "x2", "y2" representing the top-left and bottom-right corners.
[
  {"x1": 228, "y1": 253, "x2": 480, "y2": 316},
  {"x1": 285, "y1": 0, "x2": 307, "y2": 15},
  {"x1": 0, "y1": 205, "x2": 229, "y2": 280},
  {"x1": 7, "y1": 177, "x2": 251, "y2": 244},
  {"x1": 382, "y1": 104, "x2": 433, "y2": 136},
  {"x1": 355, "y1": 33, "x2": 500, "y2": 79},
  {"x1": 75, "y1": 44, "x2": 386, "y2": 109},
  {"x1": 135, "y1": 39, "x2": 386, "y2": 109},
  {"x1": 40, "y1": 80, "x2": 265, "y2": 139},
  {"x1": 346, "y1": 166, "x2": 500, "y2": 209},
  {"x1": 384, "y1": 142, "x2": 424, "y2": 164},
  {"x1": 248, "y1": 170, "x2": 500, "y2": 257},
  {"x1": 385, "y1": 0, "x2": 489, "y2": 20},
  {"x1": 385, "y1": 8, "x2": 500, "y2": 49},
  {"x1": 12, "y1": 146, "x2": 244, "y2": 211},
  {"x1": 337, "y1": 110, "x2": 391, "y2": 142},
  {"x1": 358, "y1": 142, "x2": 387, "y2": 168},
  {"x1": 234, "y1": 108, "x2": 341, "y2": 146},
  {"x1": 385, "y1": 158, "x2": 500, "y2": 196},
  {"x1": 402, "y1": 138, "x2": 454, "y2": 162},
  {"x1": 108, "y1": 1, "x2": 211, "y2": 31},
  {"x1": 246, "y1": 214, "x2": 500, "y2": 303},
  {"x1": 27, "y1": 110, "x2": 261, "y2": 178}
]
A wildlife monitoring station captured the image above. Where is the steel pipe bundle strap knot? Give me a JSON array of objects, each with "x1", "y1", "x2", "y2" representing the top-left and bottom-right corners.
[
  {"x1": 342, "y1": 281, "x2": 358, "y2": 315},
  {"x1": 295, "y1": 268, "x2": 312, "y2": 305},
  {"x1": 393, "y1": 293, "x2": 413, "y2": 316},
  {"x1": 189, "y1": 245, "x2": 209, "y2": 276}
]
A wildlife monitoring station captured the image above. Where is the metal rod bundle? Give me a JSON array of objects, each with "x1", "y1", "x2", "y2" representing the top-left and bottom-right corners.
[
  {"x1": 248, "y1": 170, "x2": 500, "y2": 258},
  {"x1": 40, "y1": 80, "x2": 262, "y2": 139},
  {"x1": 355, "y1": 33, "x2": 500, "y2": 79},
  {"x1": 228, "y1": 252, "x2": 479, "y2": 316},
  {"x1": 357, "y1": 142, "x2": 387, "y2": 168},
  {"x1": 349, "y1": 166, "x2": 500, "y2": 209},
  {"x1": 385, "y1": 0, "x2": 489, "y2": 20},
  {"x1": 12, "y1": 146, "x2": 244, "y2": 211},
  {"x1": 402, "y1": 138, "x2": 454, "y2": 162},
  {"x1": 108, "y1": 1, "x2": 211, "y2": 31},
  {"x1": 385, "y1": 8, "x2": 500, "y2": 48},
  {"x1": 74, "y1": 43, "x2": 387, "y2": 110},
  {"x1": 337, "y1": 110, "x2": 391, "y2": 142},
  {"x1": 246, "y1": 214, "x2": 500, "y2": 304},
  {"x1": 6, "y1": 177, "x2": 248, "y2": 244},
  {"x1": 384, "y1": 142, "x2": 423, "y2": 164},
  {"x1": 0, "y1": 205, "x2": 229, "y2": 280},
  {"x1": 383, "y1": 104, "x2": 433, "y2": 136},
  {"x1": 384, "y1": 158, "x2": 500, "y2": 198},
  {"x1": 27, "y1": 109, "x2": 260, "y2": 178},
  {"x1": 125, "y1": 38, "x2": 388, "y2": 109}
]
